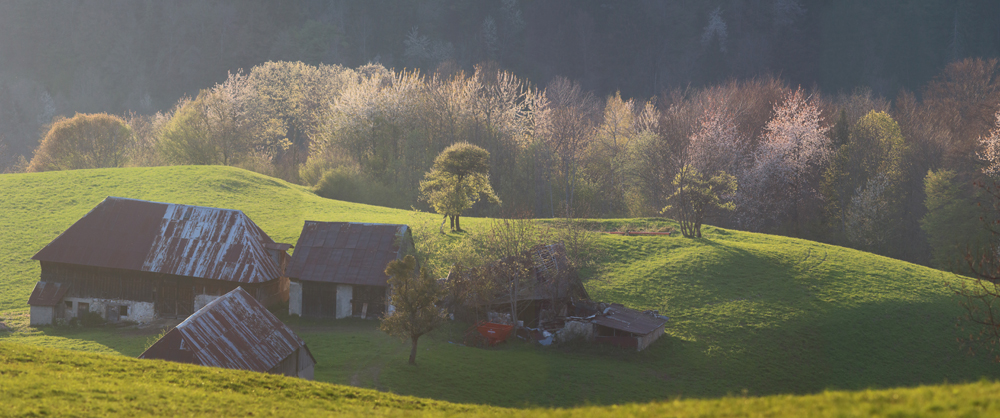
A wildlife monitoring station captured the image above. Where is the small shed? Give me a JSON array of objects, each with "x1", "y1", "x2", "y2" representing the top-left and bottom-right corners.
[
  {"x1": 287, "y1": 221, "x2": 413, "y2": 319},
  {"x1": 139, "y1": 287, "x2": 316, "y2": 379},
  {"x1": 27, "y1": 281, "x2": 71, "y2": 326},
  {"x1": 590, "y1": 304, "x2": 668, "y2": 351},
  {"x1": 29, "y1": 197, "x2": 291, "y2": 325}
]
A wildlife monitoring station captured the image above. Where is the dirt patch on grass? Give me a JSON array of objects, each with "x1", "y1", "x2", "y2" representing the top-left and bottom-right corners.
[{"x1": 350, "y1": 363, "x2": 385, "y2": 389}]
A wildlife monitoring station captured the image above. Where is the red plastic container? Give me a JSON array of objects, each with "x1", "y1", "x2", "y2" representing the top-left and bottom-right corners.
[{"x1": 475, "y1": 321, "x2": 514, "y2": 346}]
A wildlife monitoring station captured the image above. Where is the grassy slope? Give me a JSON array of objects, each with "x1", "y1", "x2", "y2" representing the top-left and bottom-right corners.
[
  {"x1": 0, "y1": 166, "x2": 998, "y2": 408},
  {"x1": 580, "y1": 221, "x2": 989, "y2": 395},
  {"x1": 3, "y1": 341, "x2": 1000, "y2": 417}
]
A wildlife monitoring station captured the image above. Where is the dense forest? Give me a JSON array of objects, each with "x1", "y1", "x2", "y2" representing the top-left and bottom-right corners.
[{"x1": 2, "y1": 0, "x2": 1000, "y2": 269}]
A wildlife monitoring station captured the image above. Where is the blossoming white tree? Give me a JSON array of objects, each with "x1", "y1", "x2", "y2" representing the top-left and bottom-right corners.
[
  {"x1": 739, "y1": 88, "x2": 830, "y2": 232},
  {"x1": 978, "y1": 109, "x2": 1000, "y2": 176}
]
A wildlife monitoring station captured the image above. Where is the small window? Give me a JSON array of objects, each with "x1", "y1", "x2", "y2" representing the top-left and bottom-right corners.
[
  {"x1": 118, "y1": 305, "x2": 128, "y2": 317},
  {"x1": 64, "y1": 301, "x2": 73, "y2": 309}
]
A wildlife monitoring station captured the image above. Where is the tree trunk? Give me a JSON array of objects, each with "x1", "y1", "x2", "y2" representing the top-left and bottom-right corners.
[
  {"x1": 455, "y1": 215, "x2": 462, "y2": 232},
  {"x1": 409, "y1": 335, "x2": 419, "y2": 365}
]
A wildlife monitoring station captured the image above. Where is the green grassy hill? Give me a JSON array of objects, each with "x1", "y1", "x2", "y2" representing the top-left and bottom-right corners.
[
  {"x1": 3, "y1": 341, "x2": 1000, "y2": 417},
  {"x1": 0, "y1": 166, "x2": 998, "y2": 409}
]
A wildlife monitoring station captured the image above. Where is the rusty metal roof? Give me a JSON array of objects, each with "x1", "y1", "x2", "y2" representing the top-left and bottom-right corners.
[
  {"x1": 592, "y1": 304, "x2": 668, "y2": 336},
  {"x1": 31, "y1": 197, "x2": 283, "y2": 284},
  {"x1": 27, "y1": 281, "x2": 70, "y2": 306},
  {"x1": 287, "y1": 221, "x2": 409, "y2": 286},
  {"x1": 264, "y1": 243, "x2": 293, "y2": 252},
  {"x1": 139, "y1": 287, "x2": 315, "y2": 373}
]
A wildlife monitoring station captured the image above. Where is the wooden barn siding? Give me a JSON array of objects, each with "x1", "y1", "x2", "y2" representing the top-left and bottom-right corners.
[
  {"x1": 41, "y1": 262, "x2": 158, "y2": 302},
  {"x1": 351, "y1": 285, "x2": 386, "y2": 317},
  {"x1": 40, "y1": 262, "x2": 282, "y2": 316},
  {"x1": 298, "y1": 282, "x2": 386, "y2": 318},
  {"x1": 301, "y1": 281, "x2": 337, "y2": 317}
]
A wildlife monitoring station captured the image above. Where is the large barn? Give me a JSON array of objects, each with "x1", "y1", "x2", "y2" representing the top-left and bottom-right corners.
[
  {"x1": 139, "y1": 287, "x2": 316, "y2": 379},
  {"x1": 287, "y1": 221, "x2": 413, "y2": 319},
  {"x1": 28, "y1": 197, "x2": 291, "y2": 326}
]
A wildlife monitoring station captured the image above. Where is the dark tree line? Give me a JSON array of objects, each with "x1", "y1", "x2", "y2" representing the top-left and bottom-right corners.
[
  {"x1": 14, "y1": 57, "x2": 1000, "y2": 272},
  {"x1": 2, "y1": 0, "x2": 1000, "y2": 170}
]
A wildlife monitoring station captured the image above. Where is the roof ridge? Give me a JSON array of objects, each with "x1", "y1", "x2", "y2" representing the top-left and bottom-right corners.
[{"x1": 107, "y1": 196, "x2": 247, "y2": 214}]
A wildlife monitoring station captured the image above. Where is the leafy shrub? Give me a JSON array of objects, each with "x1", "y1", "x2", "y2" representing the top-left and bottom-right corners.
[
  {"x1": 27, "y1": 113, "x2": 133, "y2": 172},
  {"x1": 314, "y1": 166, "x2": 407, "y2": 208},
  {"x1": 315, "y1": 165, "x2": 364, "y2": 200}
]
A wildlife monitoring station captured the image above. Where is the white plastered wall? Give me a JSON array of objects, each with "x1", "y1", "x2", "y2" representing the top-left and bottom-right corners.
[
  {"x1": 68, "y1": 298, "x2": 156, "y2": 324},
  {"x1": 289, "y1": 281, "x2": 303, "y2": 316},
  {"x1": 336, "y1": 284, "x2": 352, "y2": 319},
  {"x1": 29, "y1": 306, "x2": 54, "y2": 326}
]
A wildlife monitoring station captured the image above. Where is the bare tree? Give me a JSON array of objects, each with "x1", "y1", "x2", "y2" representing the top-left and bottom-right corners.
[
  {"x1": 476, "y1": 215, "x2": 537, "y2": 327},
  {"x1": 952, "y1": 180, "x2": 1000, "y2": 362},
  {"x1": 542, "y1": 76, "x2": 599, "y2": 217}
]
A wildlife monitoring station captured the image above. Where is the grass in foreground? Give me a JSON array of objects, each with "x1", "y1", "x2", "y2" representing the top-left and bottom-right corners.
[{"x1": 2, "y1": 341, "x2": 1000, "y2": 417}]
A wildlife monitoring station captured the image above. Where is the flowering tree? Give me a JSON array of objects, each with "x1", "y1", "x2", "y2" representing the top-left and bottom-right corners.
[
  {"x1": 738, "y1": 88, "x2": 830, "y2": 232},
  {"x1": 978, "y1": 109, "x2": 1000, "y2": 177},
  {"x1": 688, "y1": 98, "x2": 746, "y2": 175}
]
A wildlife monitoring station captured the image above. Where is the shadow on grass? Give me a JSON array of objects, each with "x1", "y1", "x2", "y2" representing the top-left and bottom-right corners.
[
  {"x1": 0, "y1": 312, "x2": 161, "y2": 357},
  {"x1": 678, "y1": 298, "x2": 998, "y2": 399}
]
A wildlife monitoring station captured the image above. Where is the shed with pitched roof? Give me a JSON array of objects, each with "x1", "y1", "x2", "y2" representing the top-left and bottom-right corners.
[
  {"x1": 139, "y1": 287, "x2": 316, "y2": 379},
  {"x1": 287, "y1": 221, "x2": 413, "y2": 319}
]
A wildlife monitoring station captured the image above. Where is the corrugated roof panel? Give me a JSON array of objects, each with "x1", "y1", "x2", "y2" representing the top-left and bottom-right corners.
[
  {"x1": 289, "y1": 222, "x2": 406, "y2": 287},
  {"x1": 31, "y1": 197, "x2": 282, "y2": 284},
  {"x1": 592, "y1": 306, "x2": 668, "y2": 335},
  {"x1": 27, "y1": 281, "x2": 71, "y2": 306},
  {"x1": 146, "y1": 287, "x2": 311, "y2": 373}
]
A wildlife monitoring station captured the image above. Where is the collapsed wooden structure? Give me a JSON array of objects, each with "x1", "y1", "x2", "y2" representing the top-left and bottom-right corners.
[
  {"x1": 447, "y1": 243, "x2": 590, "y2": 328},
  {"x1": 449, "y1": 242, "x2": 667, "y2": 351}
]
